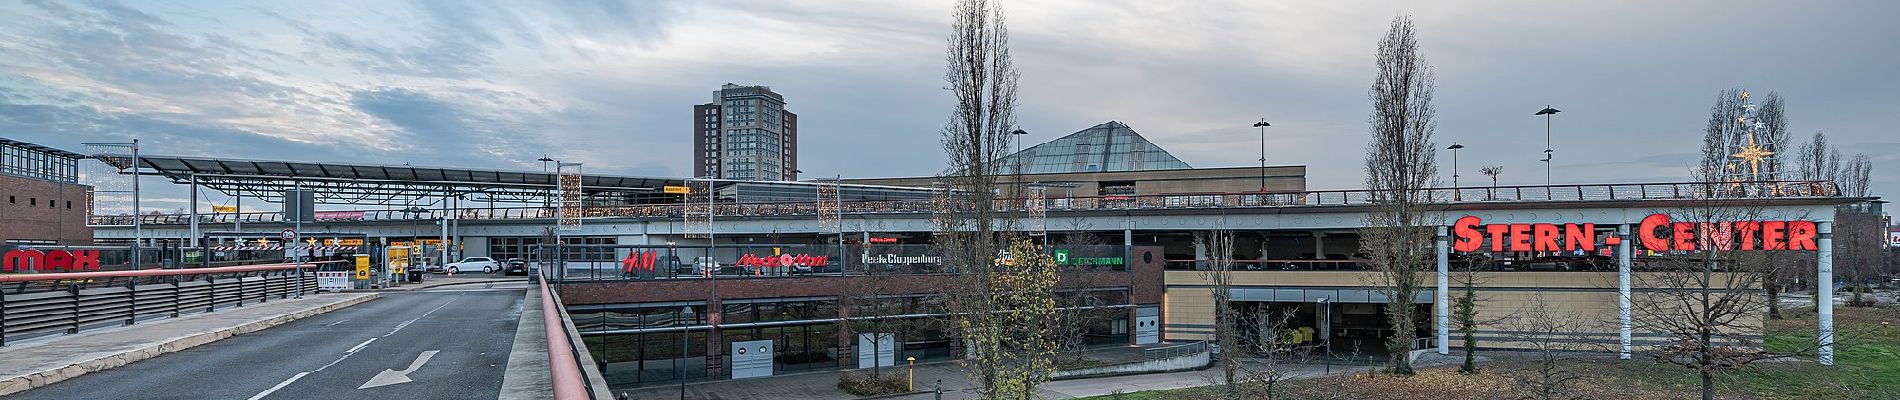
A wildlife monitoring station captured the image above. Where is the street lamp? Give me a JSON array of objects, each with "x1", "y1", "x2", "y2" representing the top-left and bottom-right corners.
[
  {"x1": 680, "y1": 306, "x2": 695, "y2": 400},
  {"x1": 1534, "y1": 106, "x2": 1560, "y2": 191},
  {"x1": 1447, "y1": 143, "x2": 1465, "y2": 201},
  {"x1": 1252, "y1": 119, "x2": 1271, "y2": 192},
  {"x1": 1009, "y1": 128, "x2": 1029, "y2": 177},
  {"x1": 538, "y1": 156, "x2": 556, "y2": 209}
]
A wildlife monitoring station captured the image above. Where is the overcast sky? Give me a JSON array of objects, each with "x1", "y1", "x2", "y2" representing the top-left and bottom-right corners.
[{"x1": 1, "y1": 0, "x2": 1894, "y2": 211}]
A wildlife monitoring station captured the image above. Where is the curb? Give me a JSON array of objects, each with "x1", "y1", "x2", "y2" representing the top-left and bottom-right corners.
[{"x1": 0, "y1": 293, "x2": 379, "y2": 396}]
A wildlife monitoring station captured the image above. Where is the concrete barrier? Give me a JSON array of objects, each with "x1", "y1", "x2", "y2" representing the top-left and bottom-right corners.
[{"x1": 1052, "y1": 348, "x2": 1212, "y2": 380}]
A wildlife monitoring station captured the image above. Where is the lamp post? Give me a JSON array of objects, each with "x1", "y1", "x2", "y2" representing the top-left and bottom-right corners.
[
  {"x1": 1252, "y1": 119, "x2": 1271, "y2": 192},
  {"x1": 1534, "y1": 106, "x2": 1560, "y2": 191},
  {"x1": 1447, "y1": 143, "x2": 1465, "y2": 200},
  {"x1": 538, "y1": 156, "x2": 555, "y2": 209},
  {"x1": 1009, "y1": 128, "x2": 1029, "y2": 177},
  {"x1": 906, "y1": 356, "x2": 917, "y2": 391},
  {"x1": 680, "y1": 306, "x2": 695, "y2": 400}
]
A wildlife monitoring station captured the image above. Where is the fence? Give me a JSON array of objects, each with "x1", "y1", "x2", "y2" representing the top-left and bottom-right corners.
[
  {"x1": 1143, "y1": 340, "x2": 1209, "y2": 362},
  {"x1": 0, "y1": 262, "x2": 341, "y2": 346},
  {"x1": 90, "y1": 180, "x2": 1843, "y2": 226}
]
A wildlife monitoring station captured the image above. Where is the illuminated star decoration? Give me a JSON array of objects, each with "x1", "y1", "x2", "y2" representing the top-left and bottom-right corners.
[{"x1": 1731, "y1": 134, "x2": 1774, "y2": 177}]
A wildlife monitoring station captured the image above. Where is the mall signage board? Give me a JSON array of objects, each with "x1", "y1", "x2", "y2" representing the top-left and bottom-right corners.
[
  {"x1": 2, "y1": 249, "x2": 102, "y2": 272},
  {"x1": 1450, "y1": 213, "x2": 1819, "y2": 253}
]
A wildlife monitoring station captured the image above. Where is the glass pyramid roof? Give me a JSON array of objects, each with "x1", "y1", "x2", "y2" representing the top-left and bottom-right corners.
[{"x1": 996, "y1": 121, "x2": 1191, "y2": 174}]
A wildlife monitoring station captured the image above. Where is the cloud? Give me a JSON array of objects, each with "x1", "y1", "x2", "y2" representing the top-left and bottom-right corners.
[{"x1": 0, "y1": 0, "x2": 1895, "y2": 203}]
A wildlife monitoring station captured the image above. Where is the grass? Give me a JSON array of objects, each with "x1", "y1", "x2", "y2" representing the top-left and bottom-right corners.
[{"x1": 1078, "y1": 306, "x2": 1900, "y2": 400}]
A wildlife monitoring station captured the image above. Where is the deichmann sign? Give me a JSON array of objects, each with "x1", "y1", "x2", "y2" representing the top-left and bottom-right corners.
[
  {"x1": 2, "y1": 249, "x2": 103, "y2": 272},
  {"x1": 1450, "y1": 213, "x2": 1819, "y2": 253},
  {"x1": 1050, "y1": 249, "x2": 1123, "y2": 267}
]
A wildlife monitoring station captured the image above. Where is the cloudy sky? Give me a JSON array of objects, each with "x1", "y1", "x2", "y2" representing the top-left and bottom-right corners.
[{"x1": 1, "y1": 0, "x2": 1895, "y2": 211}]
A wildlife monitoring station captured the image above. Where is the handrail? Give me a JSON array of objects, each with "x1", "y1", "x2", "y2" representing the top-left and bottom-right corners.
[
  {"x1": 539, "y1": 270, "x2": 589, "y2": 400},
  {"x1": 0, "y1": 261, "x2": 345, "y2": 283},
  {"x1": 89, "y1": 180, "x2": 1844, "y2": 226}
]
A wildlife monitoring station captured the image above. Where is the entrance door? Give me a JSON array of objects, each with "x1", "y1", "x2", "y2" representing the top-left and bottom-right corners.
[
  {"x1": 1135, "y1": 306, "x2": 1161, "y2": 344},
  {"x1": 730, "y1": 340, "x2": 775, "y2": 379}
]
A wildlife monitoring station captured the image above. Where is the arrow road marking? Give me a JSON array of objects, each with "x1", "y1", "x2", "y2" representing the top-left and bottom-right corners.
[
  {"x1": 247, "y1": 298, "x2": 458, "y2": 400},
  {"x1": 358, "y1": 350, "x2": 439, "y2": 389}
]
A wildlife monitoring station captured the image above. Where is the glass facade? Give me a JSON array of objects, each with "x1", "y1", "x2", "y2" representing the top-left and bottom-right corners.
[
  {"x1": 994, "y1": 121, "x2": 1192, "y2": 174},
  {"x1": 0, "y1": 138, "x2": 82, "y2": 183}
]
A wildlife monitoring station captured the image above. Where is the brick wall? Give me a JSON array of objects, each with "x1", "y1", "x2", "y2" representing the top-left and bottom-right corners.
[{"x1": 0, "y1": 174, "x2": 92, "y2": 245}]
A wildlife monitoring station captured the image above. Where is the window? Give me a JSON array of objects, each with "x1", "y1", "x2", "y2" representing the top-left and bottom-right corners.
[{"x1": 29, "y1": 198, "x2": 35, "y2": 206}]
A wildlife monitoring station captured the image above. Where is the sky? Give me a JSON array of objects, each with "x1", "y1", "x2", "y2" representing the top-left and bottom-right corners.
[{"x1": 0, "y1": 0, "x2": 1895, "y2": 212}]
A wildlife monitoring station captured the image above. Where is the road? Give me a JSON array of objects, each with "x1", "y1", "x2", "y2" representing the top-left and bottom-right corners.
[{"x1": 11, "y1": 282, "x2": 531, "y2": 400}]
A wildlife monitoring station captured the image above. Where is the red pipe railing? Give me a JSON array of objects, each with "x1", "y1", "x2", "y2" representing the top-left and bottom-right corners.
[
  {"x1": 539, "y1": 271, "x2": 589, "y2": 400},
  {"x1": 0, "y1": 261, "x2": 344, "y2": 283}
]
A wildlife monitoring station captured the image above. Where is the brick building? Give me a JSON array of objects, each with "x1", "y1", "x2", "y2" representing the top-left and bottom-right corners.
[{"x1": 0, "y1": 138, "x2": 91, "y2": 245}]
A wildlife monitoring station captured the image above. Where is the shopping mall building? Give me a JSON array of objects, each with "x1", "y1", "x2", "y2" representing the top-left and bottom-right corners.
[{"x1": 77, "y1": 124, "x2": 1877, "y2": 390}]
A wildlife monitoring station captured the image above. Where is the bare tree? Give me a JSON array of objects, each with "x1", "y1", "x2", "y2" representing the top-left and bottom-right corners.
[
  {"x1": 933, "y1": 1, "x2": 1057, "y2": 398},
  {"x1": 1195, "y1": 229, "x2": 1245, "y2": 399},
  {"x1": 1360, "y1": 15, "x2": 1439, "y2": 375},
  {"x1": 1628, "y1": 195, "x2": 1829, "y2": 400},
  {"x1": 1696, "y1": 88, "x2": 1747, "y2": 179},
  {"x1": 1504, "y1": 295, "x2": 1590, "y2": 400},
  {"x1": 1839, "y1": 153, "x2": 1872, "y2": 197}
]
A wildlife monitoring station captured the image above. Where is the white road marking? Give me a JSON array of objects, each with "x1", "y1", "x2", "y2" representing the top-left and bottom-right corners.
[
  {"x1": 322, "y1": 319, "x2": 351, "y2": 327},
  {"x1": 246, "y1": 298, "x2": 458, "y2": 400},
  {"x1": 346, "y1": 338, "x2": 377, "y2": 354},
  {"x1": 358, "y1": 350, "x2": 439, "y2": 389}
]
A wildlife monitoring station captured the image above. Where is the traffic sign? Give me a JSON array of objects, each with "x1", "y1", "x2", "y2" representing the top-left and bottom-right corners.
[{"x1": 280, "y1": 229, "x2": 298, "y2": 241}]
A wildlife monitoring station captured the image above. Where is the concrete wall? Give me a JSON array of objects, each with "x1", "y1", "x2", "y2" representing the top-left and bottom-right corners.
[{"x1": 1051, "y1": 349, "x2": 1210, "y2": 380}]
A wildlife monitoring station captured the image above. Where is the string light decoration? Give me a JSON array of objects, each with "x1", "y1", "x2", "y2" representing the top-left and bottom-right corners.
[
  {"x1": 817, "y1": 179, "x2": 841, "y2": 234},
  {"x1": 82, "y1": 143, "x2": 137, "y2": 216},
  {"x1": 1027, "y1": 185, "x2": 1047, "y2": 237},
  {"x1": 683, "y1": 179, "x2": 714, "y2": 238},
  {"x1": 555, "y1": 162, "x2": 584, "y2": 230},
  {"x1": 1722, "y1": 90, "x2": 1782, "y2": 190}
]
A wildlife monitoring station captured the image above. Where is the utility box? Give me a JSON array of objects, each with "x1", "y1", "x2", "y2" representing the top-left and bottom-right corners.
[{"x1": 283, "y1": 189, "x2": 316, "y2": 223}]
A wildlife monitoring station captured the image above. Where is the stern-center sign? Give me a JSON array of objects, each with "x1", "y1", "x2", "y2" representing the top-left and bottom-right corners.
[{"x1": 1451, "y1": 213, "x2": 1817, "y2": 253}]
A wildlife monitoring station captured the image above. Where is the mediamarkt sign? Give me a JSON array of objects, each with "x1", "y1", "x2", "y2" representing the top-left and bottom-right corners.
[
  {"x1": 737, "y1": 253, "x2": 830, "y2": 268},
  {"x1": 1451, "y1": 213, "x2": 1818, "y2": 253}
]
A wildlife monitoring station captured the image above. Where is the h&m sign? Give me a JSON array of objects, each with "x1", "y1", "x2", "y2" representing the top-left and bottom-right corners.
[{"x1": 1450, "y1": 213, "x2": 1818, "y2": 253}]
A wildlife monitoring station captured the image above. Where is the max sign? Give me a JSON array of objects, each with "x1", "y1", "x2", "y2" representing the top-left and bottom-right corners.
[
  {"x1": 1450, "y1": 213, "x2": 1818, "y2": 253},
  {"x1": 2, "y1": 249, "x2": 103, "y2": 272}
]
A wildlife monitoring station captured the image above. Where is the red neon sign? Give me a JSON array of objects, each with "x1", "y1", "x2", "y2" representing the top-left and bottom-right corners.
[
  {"x1": 2, "y1": 249, "x2": 103, "y2": 272},
  {"x1": 737, "y1": 253, "x2": 829, "y2": 268},
  {"x1": 1451, "y1": 213, "x2": 1816, "y2": 253},
  {"x1": 621, "y1": 250, "x2": 660, "y2": 273}
]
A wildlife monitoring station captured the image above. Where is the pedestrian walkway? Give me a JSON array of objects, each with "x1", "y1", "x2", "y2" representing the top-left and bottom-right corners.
[{"x1": 0, "y1": 292, "x2": 378, "y2": 396}]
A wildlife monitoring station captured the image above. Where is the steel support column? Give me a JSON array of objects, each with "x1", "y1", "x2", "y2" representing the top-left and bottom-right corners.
[
  {"x1": 1617, "y1": 224, "x2": 1632, "y2": 359},
  {"x1": 1434, "y1": 226, "x2": 1449, "y2": 355},
  {"x1": 1817, "y1": 221, "x2": 1835, "y2": 366}
]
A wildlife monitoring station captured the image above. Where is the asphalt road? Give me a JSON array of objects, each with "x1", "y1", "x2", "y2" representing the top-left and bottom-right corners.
[{"x1": 12, "y1": 282, "x2": 531, "y2": 400}]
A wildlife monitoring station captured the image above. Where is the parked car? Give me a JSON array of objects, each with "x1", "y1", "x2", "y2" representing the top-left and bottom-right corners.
[
  {"x1": 444, "y1": 257, "x2": 501, "y2": 274},
  {"x1": 503, "y1": 258, "x2": 529, "y2": 276}
]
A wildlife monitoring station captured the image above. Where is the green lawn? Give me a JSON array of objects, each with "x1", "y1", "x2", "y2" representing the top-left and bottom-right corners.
[{"x1": 1079, "y1": 306, "x2": 1900, "y2": 400}]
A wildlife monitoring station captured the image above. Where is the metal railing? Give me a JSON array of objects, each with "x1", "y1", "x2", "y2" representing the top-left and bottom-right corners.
[
  {"x1": 91, "y1": 180, "x2": 1842, "y2": 226},
  {"x1": 0, "y1": 262, "x2": 343, "y2": 346},
  {"x1": 1143, "y1": 340, "x2": 1209, "y2": 362},
  {"x1": 538, "y1": 268, "x2": 602, "y2": 399}
]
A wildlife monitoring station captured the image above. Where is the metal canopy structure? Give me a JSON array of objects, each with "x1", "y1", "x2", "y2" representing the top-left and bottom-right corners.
[{"x1": 100, "y1": 154, "x2": 684, "y2": 206}]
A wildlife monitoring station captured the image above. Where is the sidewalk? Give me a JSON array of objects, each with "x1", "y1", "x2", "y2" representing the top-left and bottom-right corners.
[{"x1": 0, "y1": 292, "x2": 378, "y2": 396}]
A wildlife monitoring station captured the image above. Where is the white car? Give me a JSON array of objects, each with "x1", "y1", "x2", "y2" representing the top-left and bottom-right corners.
[{"x1": 444, "y1": 257, "x2": 501, "y2": 274}]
